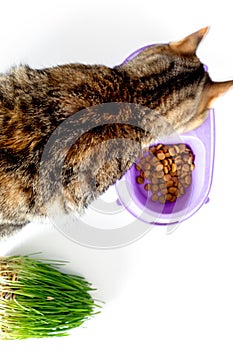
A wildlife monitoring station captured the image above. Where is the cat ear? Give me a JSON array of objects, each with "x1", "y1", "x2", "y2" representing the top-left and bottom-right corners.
[
  {"x1": 206, "y1": 80, "x2": 233, "y2": 106},
  {"x1": 170, "y1": 27, "x2": 209, "y2": 55}
]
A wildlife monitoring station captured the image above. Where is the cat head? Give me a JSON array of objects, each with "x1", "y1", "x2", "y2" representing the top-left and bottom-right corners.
[{"x1": 118, "y1": 28, "x2": 233, "y2": 133}]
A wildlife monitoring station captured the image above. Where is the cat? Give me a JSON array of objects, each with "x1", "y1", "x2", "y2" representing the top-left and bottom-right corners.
[{"x1": 0, "y1": 27, "x2": 232, "y2": 237}]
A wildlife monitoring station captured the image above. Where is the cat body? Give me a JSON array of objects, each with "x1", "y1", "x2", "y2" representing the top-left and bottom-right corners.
[{"x1": 0, "y1": 28, "x2": 232, "y2": 237}]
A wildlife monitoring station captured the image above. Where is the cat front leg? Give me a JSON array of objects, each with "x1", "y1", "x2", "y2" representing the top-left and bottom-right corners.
[{"x1": 0, "y1": 222, "x2": 29, "y2": 238}]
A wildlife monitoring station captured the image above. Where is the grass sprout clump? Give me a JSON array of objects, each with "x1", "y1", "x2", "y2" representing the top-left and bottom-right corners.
[{"x1": 0, "y1": 255, "x2": 100, "y2": 340}]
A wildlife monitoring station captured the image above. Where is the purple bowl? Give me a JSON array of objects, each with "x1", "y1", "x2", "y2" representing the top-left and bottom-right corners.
[{"x1": 115, "y1": 45, "x2": 215, "y2": 225}]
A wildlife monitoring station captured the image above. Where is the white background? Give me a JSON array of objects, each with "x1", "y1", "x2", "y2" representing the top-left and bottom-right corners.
[{"x1": 1, "y1": 1, "x2": 233, "y2": 349}]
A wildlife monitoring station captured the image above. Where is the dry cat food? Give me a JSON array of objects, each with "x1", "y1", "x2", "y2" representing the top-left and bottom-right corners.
[{"x1": 135, "y1": 143, "x2": 195, "y2": 203}]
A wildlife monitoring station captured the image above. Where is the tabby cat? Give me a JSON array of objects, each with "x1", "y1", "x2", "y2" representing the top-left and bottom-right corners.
[{"x1": 0, "y1": 27, "x2": 232, "y2": 237}]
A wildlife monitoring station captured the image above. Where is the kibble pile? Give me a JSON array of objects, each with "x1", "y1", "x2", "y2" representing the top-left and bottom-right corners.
[{"x1": 135, "y1": 143, "x2": 195, "y2": 204}]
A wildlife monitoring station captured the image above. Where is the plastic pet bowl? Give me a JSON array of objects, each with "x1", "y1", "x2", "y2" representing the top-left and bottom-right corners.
[{"x1": 115, "y1": 45, "x2": 215, "y2": 225}]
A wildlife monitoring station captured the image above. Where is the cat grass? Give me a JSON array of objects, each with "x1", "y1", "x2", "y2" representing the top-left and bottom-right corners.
[{"x1": 0, "y1": 255, "x2": 100, "y2": 340}]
